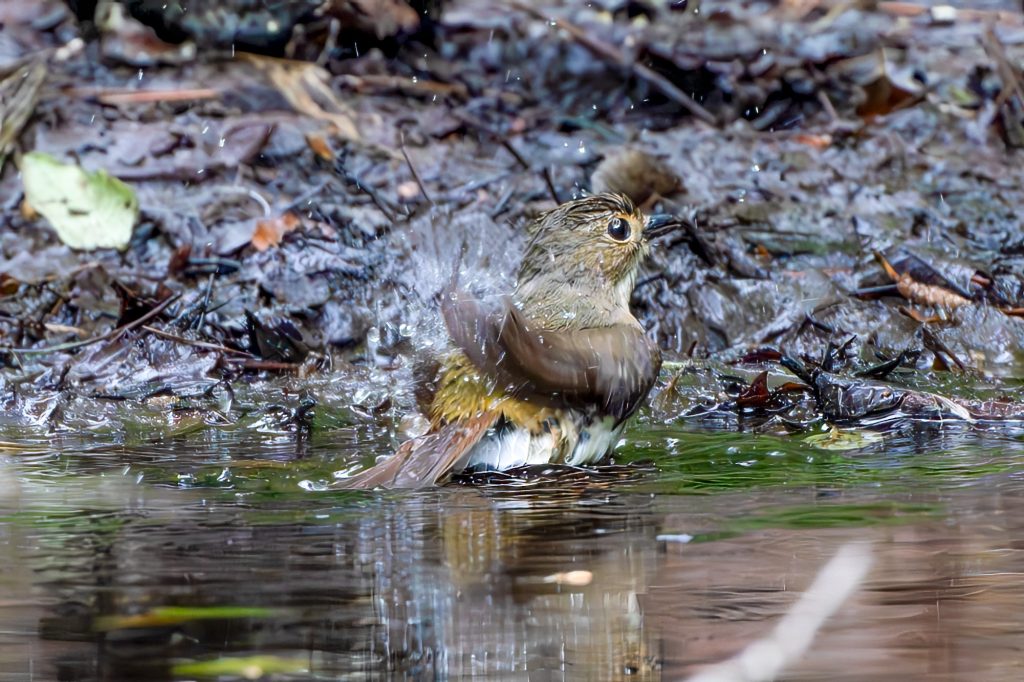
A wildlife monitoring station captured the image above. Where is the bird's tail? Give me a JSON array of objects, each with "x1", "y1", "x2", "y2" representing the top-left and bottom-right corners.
[{"x1": 333, "y1": 413, "x2": 497, "y2": 490}]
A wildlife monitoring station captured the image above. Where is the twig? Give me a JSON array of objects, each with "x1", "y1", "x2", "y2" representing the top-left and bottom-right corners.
[
  {"x1": 817, "y1": 90, "x2": 838, "y2": 122},
  {"x1": 335, "y1": 160, "x2": 397, "y2": 222},
  {"x1": 283, "y1": 179, "x2": 330, "y2": 212},
  {"x1": 451, "y1": 112, "x2": 561, "y2": 203},
  {"x1": 337, "y1": 73, "x2": 468, "y2": 99},
  {"x1": 984, "y1": 28, "x2": 1024, "y2": 108},
  {"x1": 5, "y1": 294, "x2": 180, "y2": 355},
  {"x1": 142, "y1": 325, "x2": 252, "y2": 356},
  {"x1": 196, "y1": 272, "x2": 215, "y2": 332},
  {"x1": 509, "y1": 2, "x2": 716, "y2": 125},
  {"x1": 63, "y1": 87, "x2": 220, "y2": 105},
  {"x1": 878, "y1": 2, "x2": 1024, "y2": 25},
  {"x1": 500, "y1": 140, "x2": 560, "y2": 203},
  {"x1": 400, "y1": 131, "x2": 434, "y2": 206},
  {"x1": 223, "y1": 358, "x2": 300, "y2": 371},
  {"x1": 499, "y1": 138, "x2": 531, "y2": 170}
]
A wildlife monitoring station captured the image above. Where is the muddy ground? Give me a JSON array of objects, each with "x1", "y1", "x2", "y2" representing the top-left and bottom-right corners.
[{"x1": 2, "y1": 0, "x2": 1024, "y2": 440}]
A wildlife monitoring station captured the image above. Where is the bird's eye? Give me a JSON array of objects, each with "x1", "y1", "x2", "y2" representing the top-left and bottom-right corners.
[{"x1": 607, "y1": 217, "x2": 631, "y2": 241}]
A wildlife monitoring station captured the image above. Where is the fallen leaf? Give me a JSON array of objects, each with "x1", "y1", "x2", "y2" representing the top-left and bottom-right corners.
[
  {"x1": 243, "y1": 54, "x2": 360, "y2": 141},
  {"x1": 0, "y1": 57, "x2": 47, "y2": 171},
  {"x1": 804, "y1": 426, "x2": 883, "y2": 451},
  {"x1": 95, "y1": 605, "x2": 277, "y2": 631},
  {"x1": 172, "y1": 655, "x2": 306, "y2": 679},
  {"x1": 304, "y1": 132, "x2": 335, "y2": 161},
  {"x1": 21, "y1": 152, "x2": 139, "y2": 251},
  {"x1": 97, "y1": 1, "x2": 197, "y2": 66},
  {"x1": 0, "y1": 274, "x2": 20, "y2": 296},
  {"x1": 793, "y1": 133, "x2": 833, "y2": 149},
  {"x1": 252, "y1": 212, "x2": 301, "y2": 251},
  {"x1": 736, "y1": 370, "x2": 771, "y2": 407}
]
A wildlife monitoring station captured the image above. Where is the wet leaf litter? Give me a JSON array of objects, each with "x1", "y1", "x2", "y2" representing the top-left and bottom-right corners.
[{"x1": 0, "y1": 0, "x2": 1021, "y2": 437}]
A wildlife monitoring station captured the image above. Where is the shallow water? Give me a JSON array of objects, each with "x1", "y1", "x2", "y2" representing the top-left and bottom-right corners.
[{"x1": 3, "y1": 414, "x2": 1024, "y2": 681}]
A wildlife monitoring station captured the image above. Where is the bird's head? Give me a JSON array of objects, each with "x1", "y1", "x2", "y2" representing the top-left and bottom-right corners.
[{"x1": 515, "y1": 193, "x2": 674, "y2": 319}]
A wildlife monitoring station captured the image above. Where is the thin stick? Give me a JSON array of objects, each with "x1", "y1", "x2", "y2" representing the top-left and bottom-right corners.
[
  {"x1": 454, "y1": 111, "x2": 560, "y2": 204},
  {"x1": 5, "y1": 294, "x2": 180, "y2": 355},
  {"x1": 223, "y1": 358, "x2": 299, "y2": 371},
  {"x1": 196, "y1": 272, "x2": 216, "y2": 332},
  {"x1": 64, "y1": 87, "x2": 220, "y2": 105},
  {"x1": 984, "y1": 28, "x2": 1024, "y2": 108},
  {"x1": 510, "y1": 2, "x2": 716, "y2": 125},
  {"x1": 142, "y1": 325, "x2": 252, "y2": 356},
  {"x1": 499, "y1": 139, "x2": 531, "y2": 170},
  {"x1": 336, "y1": 162, "x2": 396, "y2": 222},
  {"x1": 500, "y1": 140, "x2": 560, "y2": 203},
  {"x1": 400, "y1": 132, "x2": 434, "y2": 206},
  {"x1": 283, "y1": 179, "x2": 330, "y2": 212}
]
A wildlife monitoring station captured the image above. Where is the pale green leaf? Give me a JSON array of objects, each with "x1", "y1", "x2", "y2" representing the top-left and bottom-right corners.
[
  {"x1": 172, "y1": 655, "x2": 307, "y2": 679},
  {"x1": 804, "y1": 426, "x2": 884, "y2": 451},
  {"x1": 21, "y1": 152, "x2": 138, "y2": 251}
]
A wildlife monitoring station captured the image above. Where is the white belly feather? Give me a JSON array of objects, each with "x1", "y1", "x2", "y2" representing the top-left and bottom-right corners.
[{"x1": 460, "y1": 415, "x2": 623, "y2": 472}]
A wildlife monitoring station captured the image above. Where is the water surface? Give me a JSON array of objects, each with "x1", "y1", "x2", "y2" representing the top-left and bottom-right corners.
[{"x1": 3, "y1": 414, "x2": 1024, "y2": 681}]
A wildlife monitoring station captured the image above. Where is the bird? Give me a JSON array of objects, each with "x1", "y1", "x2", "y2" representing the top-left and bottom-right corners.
[{"x1": 337, "y1": 193, "x2": 674, "y2": 489}]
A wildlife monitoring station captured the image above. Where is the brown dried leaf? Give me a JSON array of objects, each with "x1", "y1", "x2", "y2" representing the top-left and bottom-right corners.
[
  {"x1": 896, "y1": 275, "x2": 971, "y2": 308},
  {"x1": 304, "y1": 133, "x2": 335, "y2": 161},
  {"x1": 167, "y1": 244, "x2": 192, "y2": 275},
  {"x1": 792, "y1": 133, "x2": 833, "y2": 150},
  {"x1": 736, "y1": 370, "x2": 771, "y2": 407},
  {"x1": 252, "y1": 212, "x2": 301, "y2": 251},
  {"x1": 243, "y1": 55, "x2": 360, "y2": 141},
  {"x1": 0, "y1": 274, "x2": 20, "y2": 297},
  {"x1": 0, "y1": 57, "x2": 47, "y2": 171}
]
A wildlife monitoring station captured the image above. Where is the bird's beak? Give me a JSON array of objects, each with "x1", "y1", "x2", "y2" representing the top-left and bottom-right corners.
[{"x1": 643, "y1": 213, "x2": 678, "y2": 240}]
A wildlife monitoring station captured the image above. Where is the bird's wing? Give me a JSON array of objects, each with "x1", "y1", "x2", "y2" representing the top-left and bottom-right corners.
[
  {"x1": 442, "y1": 293, "x2": 662, "y2": 421},
  {"x1": 333, "y1": 411, "x2": 498, "y2": 489}
]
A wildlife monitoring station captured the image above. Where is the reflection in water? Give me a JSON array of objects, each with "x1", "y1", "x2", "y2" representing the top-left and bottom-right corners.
[{"x1": 2, "y1": 425, "x2": 1024, "y2": 680}]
